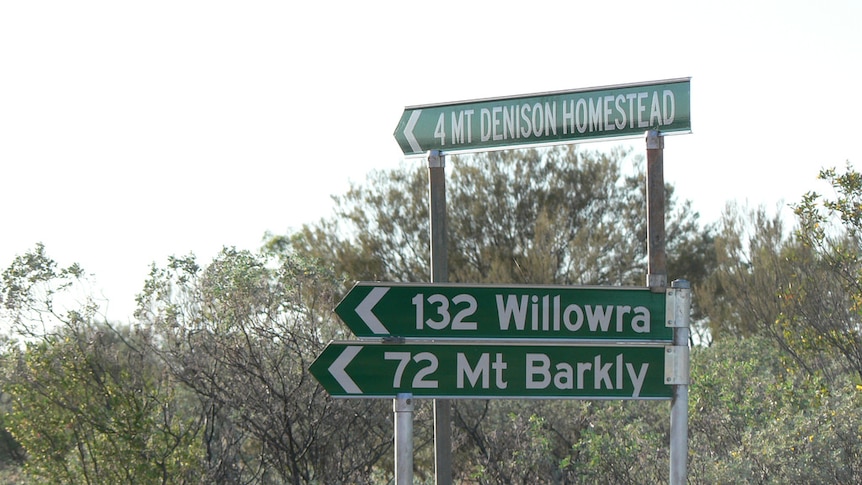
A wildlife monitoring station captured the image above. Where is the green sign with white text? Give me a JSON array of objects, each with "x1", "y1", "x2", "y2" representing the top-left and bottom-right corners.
[
  {"x1": 310, "y1": 341, "x2": 671, "y2": 399},
  {"x1": 393, "y1": 78, "x2": 691, "y2": 156},
  {"x1": 335, "y1": 282, "x2": 672, "y2": 342}
]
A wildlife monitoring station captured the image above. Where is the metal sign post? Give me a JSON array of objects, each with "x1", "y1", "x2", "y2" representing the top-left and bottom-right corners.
[
  {"x1": 428, "y1": 150, "x2": 452, "y2": 485},
  {"x1": 645, "y1": 130, "x2": 689, "y2": 484},
  {"x1": 394, "y1": 393, "x2": 414, "y2": 485},
  {"x1": 668, "y1": 281, "x2": 691, "y2": 485},
  {"x1": 646, "y1": 130, "x2": 667, "y2": 290}
]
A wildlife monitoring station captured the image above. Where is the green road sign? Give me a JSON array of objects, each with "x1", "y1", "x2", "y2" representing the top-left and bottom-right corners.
[
  {"x1": 310, "y1": 341, "x2": 671, "y2": 399},
  {"x1": 335, "y1": 282, "x2": 673, "y2": 342},
  {"x1": 393, "y1": 78, "x2": 691, "y2": 156}
]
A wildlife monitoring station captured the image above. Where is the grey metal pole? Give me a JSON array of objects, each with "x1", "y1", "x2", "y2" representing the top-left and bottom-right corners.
[
  {"x1": 394, "y1": 393, "x2": 415, "y2": 485},
  {"x1": 669, "y1": 280, "x2": 691, "y2": 485},
  {"x1": 645, "y1": 130, "x2": 690, "y2": 484},
  {"x1": 428, "y1": 150, "x2": 452, "y2": 484},
  {"x1": 645, "y1": 130, "x2": 667, "y2": 290}
]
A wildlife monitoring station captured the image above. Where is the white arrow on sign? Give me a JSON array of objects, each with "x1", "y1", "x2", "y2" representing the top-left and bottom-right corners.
[
  {"x1": 403, "y1": 110, "x2": 422, "y2": 153},
  {"x1": 328, "y1": 345, "x2": 362, "y2": 394},
  {"x1": 355, "y1": 286, "x2": 389, "y2": 335}
]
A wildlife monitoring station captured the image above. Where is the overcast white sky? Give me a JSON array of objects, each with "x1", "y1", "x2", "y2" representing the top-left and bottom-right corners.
[{"x1": 1, "y1": 0, "x2": 860, "y2": 322}]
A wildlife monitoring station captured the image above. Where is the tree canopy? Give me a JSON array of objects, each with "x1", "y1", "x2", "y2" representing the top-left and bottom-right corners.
[
  {"x1": 278, "y1": 145, "x2": 712, "y2": 290},
  {"x1": 3, "y1": 148, "x2": 862, "y2": 483}
]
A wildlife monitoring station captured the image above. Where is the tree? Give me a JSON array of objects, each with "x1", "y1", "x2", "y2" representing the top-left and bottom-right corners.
[
  {"x1": 1, "y1": 245, "x2": 204, "y2": 484},
  {"x1": 789, "y1": 164, "x2": 862, "y2": 381},
  {"x1": 134, "y1": 247, "x2": 393, "y2": 483},
  {"x1": 696, "y1": 202, "x2": 795, "y2": 342},
  {"x1": 700, "y1": 164, "x2": 862, "y2": 382},
  {"x1": 281, "y1": 145, "x2": 712, "y2": 288},
  {"x1": 688, "y1": 336, "x2": 862, "y2": 484}
]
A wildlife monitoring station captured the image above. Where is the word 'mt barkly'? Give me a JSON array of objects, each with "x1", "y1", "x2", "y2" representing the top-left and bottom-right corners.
[{"x1": 455, "y1": 351, "x2": 651, "y2": 398}]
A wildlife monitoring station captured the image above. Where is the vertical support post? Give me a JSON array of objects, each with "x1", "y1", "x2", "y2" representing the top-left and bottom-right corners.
[
  {"x1": 394, "y1": 393, "x2": 415, "y2": 485},
  {"x1": 428, "y1": 150, "x2": 452, "y2": 484},
  {"x1": 669, "y1": 280, "x2": 691, "y2": 485},
  {"x1": 645, "y1": 130, "x2": 667, "y2": 289},
  {"x1": 646, "y1": 130, "x2": 689, "y2": 484}
]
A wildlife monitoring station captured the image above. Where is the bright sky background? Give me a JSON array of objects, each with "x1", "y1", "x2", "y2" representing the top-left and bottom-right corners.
[{"x1": 1, "y1": 0, "x2": 860, "y2": 322}]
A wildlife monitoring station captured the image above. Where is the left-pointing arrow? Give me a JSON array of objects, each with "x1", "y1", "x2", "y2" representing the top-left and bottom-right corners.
[
  {"x1": 404, "y1": 110, "x2": 422, "y2": 153},
  {"x1": 355, "y1": 287, "x2": 389, "y2": 335},
  {"x1": 329, "y1": 346, "x2": 362, "y2": 394}
]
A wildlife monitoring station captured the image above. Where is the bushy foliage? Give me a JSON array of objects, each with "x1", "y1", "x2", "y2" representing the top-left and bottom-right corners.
[
  {"x1": 133, "y1": 248, "x2": 393, "y2": 483},
  {"x1": 700, "y1": 164, "x2": 862, "y2": 382},
  {"x1": 689, "y1": 337, "x2": 862, "y2": 484},
  {"x1": 452, "y1": 400, "x2": 586, "y2": 484},
  {"x1": 1, "y1": 246, "x2": 203, "y2": 484},
  {"x1": 790, "y1": 164, "x2": 862, "y2": 381},
  {"x1": 5, "y1": 152, "x2": 862, "y2": 484},
  {"x1": 0, "y1": 247, "x2": 393, "y2": 483},
  {"x1": 280, "y1": 146, "x2": 711, "y2": 289}
]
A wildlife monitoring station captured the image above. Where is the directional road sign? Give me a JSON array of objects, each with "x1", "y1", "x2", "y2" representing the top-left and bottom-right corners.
[
  {"x1": 310, "y1": 341, "x2": 671, "y2": 399},
  {"x1": 335, "y1": 282, "x2": 673, "y2": 342},
  {"x1": 393, "y1": 78, "x2": 691, "y2": 156}
]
